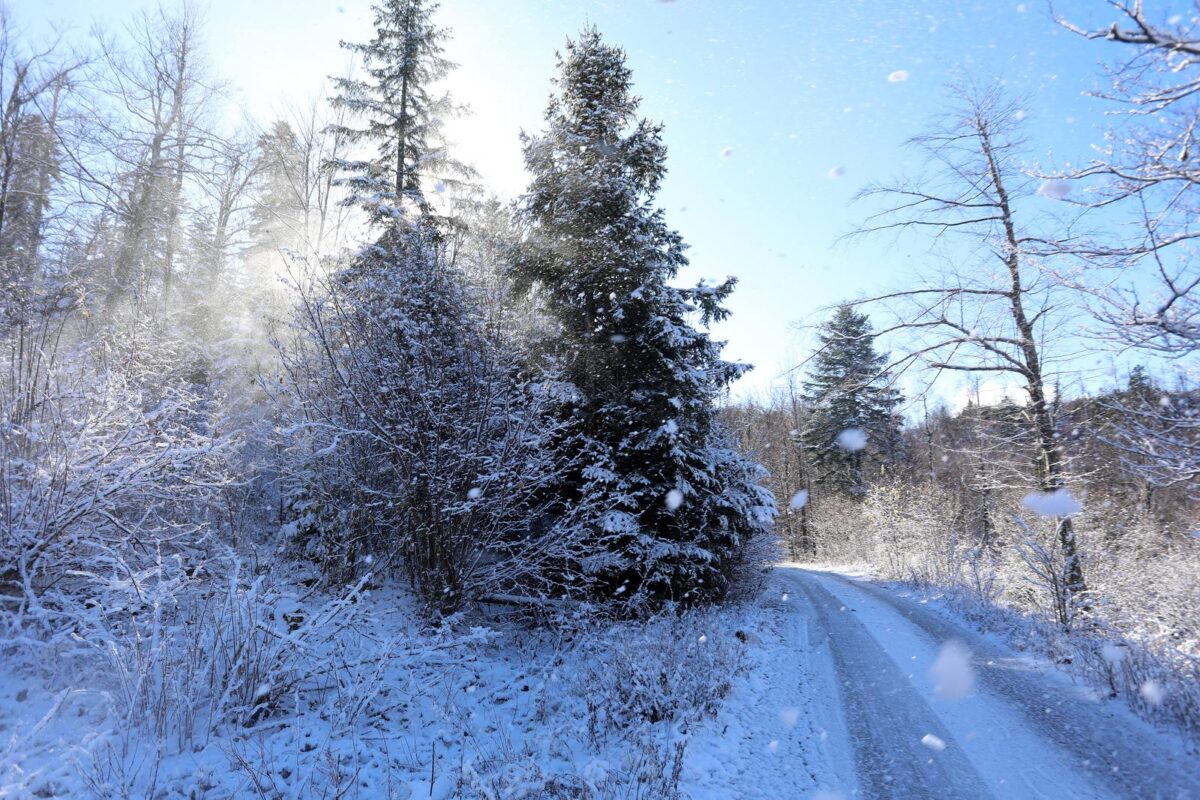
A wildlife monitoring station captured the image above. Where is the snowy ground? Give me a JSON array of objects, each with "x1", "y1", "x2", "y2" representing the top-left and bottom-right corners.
[
  {"x1": 0, "y1": 570, "x2": 768, "y2": 799},
  {"x1": 3, "y1": 566, "x2": 1198, "y2": 798},
  {"x1": 759, "y1": 566, "x2": 1200, "y2": 799},
  {"x1": 681, "y1": 572, "x2": 854, "y2": 798}
]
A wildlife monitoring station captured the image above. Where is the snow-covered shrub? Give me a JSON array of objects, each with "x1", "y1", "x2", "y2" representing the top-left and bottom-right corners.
[
  {"x1": 459, "y1": 743, "x2": 685, "y2": 800},
  {"x1": 81, "y1": 559, "x2": 396, "y2": 796},
  {"x1": 574, "y1": 608, "x2": 743, "y2": 747},
  {"x1": 861, "y1": 483, "x2": 966, "y2": 588},
  {"x1": 1013, "y1": 515, "x2": 1082, "y2": 628},
  {"x1": 0, "y1": 309, "x2": 234, "y2": 639},
  {"x1": 275, "y1": 234, "x2": 594, "y2": 617},
  {"x1": 1083, "y1": 517, "x2": 1200, "y2": 655},
  {"x1": 804, "y1": 494, "x2": 865, "y2": 564},
  {"x1": 827, "y1": 480, "x2": 1200, "y2": 741},
  {"x1": 456, "y1": 606, "x2": 746, "y2": 800},
  {"x1": 97, "y1": 562, "x2": 367, "y2": 740},
  {"x1": 278, "y1": 468, "x2": 364, "y2": 587},
  {"x1": 806, "y1": 483, "x2": 972, "y2": 588},
  {"x1": 724, "y1": 521, "x2": 783, "y2": 602}
]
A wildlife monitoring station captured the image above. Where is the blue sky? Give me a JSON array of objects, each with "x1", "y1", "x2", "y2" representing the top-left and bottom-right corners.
[{"x1": 20, "y1": 0, "x2": 1149, "y2": 405}]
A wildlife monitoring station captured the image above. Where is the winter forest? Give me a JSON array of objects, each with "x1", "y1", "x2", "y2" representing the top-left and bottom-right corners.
[{"x1": 1, "y1": 0, "x2": 1198, "y2": 797}]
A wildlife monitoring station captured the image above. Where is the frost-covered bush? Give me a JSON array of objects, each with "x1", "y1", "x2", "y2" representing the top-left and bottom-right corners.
[
  {"x1": 724, "y1": 522, "x2": 783, "y2": 602},
  {"x1": 460, "y1": 742, "x2": 686, "y2": 800},
  {"x1": 81, "y1": 560, "x2": 405, "y2": 797},
  {"x1": 806, "y1": 483, "x2": 973, "y2": 590},
  {"x1": 574, "y1": 608, "x2": 743, "y2": 747},
  {"x1": 275, "y1": 233, "x2": 595, "y2": 617},
  {"x1": 95, "y1": 561, "x2": 369, "y2": 744},
  {"x1": 0, "y1": 309, "x2": 234, "y2": 638},
  {"x1": 861, "y1": 484, "x2": 967, "y2": 589},
  {"x1": 810, "y1": 479, "x2": 1200, "y2": 741},
  {"x1": 457, "y1": 606, "x2": 746, "y2": 800}
]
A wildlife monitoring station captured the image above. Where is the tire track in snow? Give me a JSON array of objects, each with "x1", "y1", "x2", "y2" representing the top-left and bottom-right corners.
[
  {"x1": 685, "y1": 573, "x2": 854, "y2": 799},
  {"x1": 791, "y1": 570, "x2": 996, "y2": 799},
  {"x1": 813, "y1": 569, "x2": 1200, "y2": 800}
]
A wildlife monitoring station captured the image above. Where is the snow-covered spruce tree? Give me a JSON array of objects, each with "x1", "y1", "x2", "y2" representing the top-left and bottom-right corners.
[
  {"x1": 246, "y1": 120, "x2": 306, "y2": 267},
  {"x1": 326, "y1": 0, "x2": 469, "y2": 222},
  {"x1": 511, "y1": 29, "x2": 776, "y2": 610},
  {"x1": 801, "y1": 305, "x2": 904, "y2": 496}
]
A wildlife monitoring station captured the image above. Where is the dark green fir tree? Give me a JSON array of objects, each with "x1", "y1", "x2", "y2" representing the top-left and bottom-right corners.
[
  {"x1": 802, "y1": 305, "x2": 904, "y2": 496},
  {"x1": 512, "y1": 28, "x2": 775, "y2": 610}
]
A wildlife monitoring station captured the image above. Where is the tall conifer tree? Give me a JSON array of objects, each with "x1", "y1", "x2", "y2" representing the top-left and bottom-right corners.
[
  {"x1": 802, "y1": 305, "x2": 904, "y2": 496},
  {"x1": 512, "y1": 29, "x2": 774, "y2": 608},
  {"x1": 247, "y1": 121, "x2": 305, "y2": 264},
  {"x1": 294, "y1": 0, "x2": 525, "y2": 614},
  {"x1": 327, "y1": 0, "x2": 466, "y2": 222}
]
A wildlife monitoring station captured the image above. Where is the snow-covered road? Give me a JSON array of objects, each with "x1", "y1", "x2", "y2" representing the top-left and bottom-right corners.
[
  {"x1": 779, "y1": 567, "x2": 1200, "y2": 800},
  {"x1": 688, "y1": 567, "x2": 1200, "y2": 798}
]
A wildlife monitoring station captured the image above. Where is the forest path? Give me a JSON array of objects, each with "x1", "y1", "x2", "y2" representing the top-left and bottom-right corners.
[{"x1": 780, "y1": 567, "x2": 1200, "y2": 800}]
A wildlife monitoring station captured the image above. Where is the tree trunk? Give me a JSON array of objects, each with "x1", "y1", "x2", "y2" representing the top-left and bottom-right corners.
[
  {"x1": 395, "y1": 8, "x2": 414, "y2": 205},
  {"x1": 980, "y1": 118, "x2": 1088, "y2": 605}
]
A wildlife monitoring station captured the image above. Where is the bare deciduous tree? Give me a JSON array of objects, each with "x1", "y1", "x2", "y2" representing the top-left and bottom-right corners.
[
  {"x1": 78, "y1": 3, "x2": 216, "y2": 307},
  {"x1": 1050, "y1": 2, "x2": 1199, "y2": 351},
  {"x1": 1052, "y1": 2, "x2": 1200, "y2": 492},
  {"x1": 846, "y1": 86, "x2": 1089, "y2": 619},
  {"x1": 0, "y1": 13, "x2": 79, "y2": 318}
]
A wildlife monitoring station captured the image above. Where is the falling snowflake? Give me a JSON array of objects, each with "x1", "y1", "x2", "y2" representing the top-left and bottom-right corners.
[
  {"x1": 779, "y1": 708, "x2": 801, "y2": 728},
  {"x1": 1140, "y1": 680, "x2": 1166, "y2": 706},
  {"x1": 467, "y1": 487, "x2": 482, "y2": 500},
  {"x1": 887, "y1": 70, "x2": 910, "y2": 83},
  {"x1": 1021, "y1": 488, "x2": 1082, "y2": 518},
  {"x1": 931, "y1": 640, "x2": 974, "y2": 700},
  {"x1": 720, "y1": 146, "x2": 734, "y2": 158},
  {"x1": 827, "y1": 166, "x2": 846, "y2": 179},
  {"x1": 789, "y1": 490, "x2": 809, "y2": 511},
  {"x1": 1100, "y1": 643, "x2": 1126, "y2": 666},
  {"x1": 836, "y1": 428, "x2": 868, "y2": 452},
  {"x1": 921, "y1": 733, "x2": 947, "y2": 752},
  {"x1": 665, "y1": 489, "x2": 684, "y2": 511},
  {"x1": 1038, "y1": 179, "x2": 1072, "y2": 200}
]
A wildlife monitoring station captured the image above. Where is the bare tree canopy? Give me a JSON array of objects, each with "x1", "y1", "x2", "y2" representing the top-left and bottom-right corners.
[{"x1": 845, "y1": 85, "x2": 1089, "y2": 616}]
